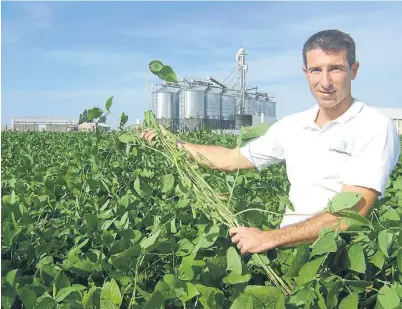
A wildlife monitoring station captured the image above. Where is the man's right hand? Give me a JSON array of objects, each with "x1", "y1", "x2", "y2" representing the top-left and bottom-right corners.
[{"x1": 136, "y1": 125, "x2": 168, "y2": 143}]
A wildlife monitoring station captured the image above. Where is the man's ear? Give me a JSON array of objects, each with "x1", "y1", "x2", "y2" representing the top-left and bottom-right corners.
[{"x1": 351, "y1": 61, "x2": 359, "y2": 80}]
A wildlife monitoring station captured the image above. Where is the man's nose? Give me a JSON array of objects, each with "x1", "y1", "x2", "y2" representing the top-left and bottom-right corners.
[{"x1": 320, "y1": 71, "x2": 333, "y2": 89}]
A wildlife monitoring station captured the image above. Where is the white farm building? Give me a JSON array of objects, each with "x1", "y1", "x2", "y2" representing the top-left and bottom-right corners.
[
  {"x1": 374, "y1": 107, "x2": 402, "y2": 135},
  {"x1": 11, "y1": 117, "x2": 78, "y2": 132}
]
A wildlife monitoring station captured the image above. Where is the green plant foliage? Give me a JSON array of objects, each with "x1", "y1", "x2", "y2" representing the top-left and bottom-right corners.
[{"x1": 2, "y1": 63, "x2": 402, "y2": 308}]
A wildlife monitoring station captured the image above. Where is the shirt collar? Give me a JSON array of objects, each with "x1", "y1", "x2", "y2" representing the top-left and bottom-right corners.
[{"x1": 302, "y1": 99, "x2": 364, "y2": 129}]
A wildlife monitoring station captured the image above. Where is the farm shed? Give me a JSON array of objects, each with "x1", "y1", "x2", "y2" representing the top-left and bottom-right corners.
[
  {"x1": 11, "y1": 117, "x2": 78, "y2": 132},
  {"x1": 374, "y1": 107, "x2": 402, "y2": 135},
  {"x1": 78, "y1": 122, "x2": 111, "y2": 132}
]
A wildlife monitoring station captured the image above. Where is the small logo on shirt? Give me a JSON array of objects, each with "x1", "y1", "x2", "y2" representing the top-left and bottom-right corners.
[{"x1": 329, "y1": 141, "x2": 351, "y2": 156}]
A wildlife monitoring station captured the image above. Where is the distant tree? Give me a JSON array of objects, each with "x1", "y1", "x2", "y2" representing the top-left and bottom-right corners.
[
  {"x1": 78, "y1": 113, "x2": 84, "y2": 124},
  {"x1": 99, "y1": 115, "x2": 107, "y2": 123},
  {"x1": 83, "y1": 109, "x2": 91, "y2": 123}
]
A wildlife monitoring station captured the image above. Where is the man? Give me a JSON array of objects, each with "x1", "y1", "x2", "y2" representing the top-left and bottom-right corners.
[{"x1": 139, "y1": 29, "x2": 400, "y2": 254}]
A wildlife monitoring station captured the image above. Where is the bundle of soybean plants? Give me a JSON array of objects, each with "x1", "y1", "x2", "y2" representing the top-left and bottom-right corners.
[{"x1": 117, "y1": 109, "x2": 294, "y2": 296}]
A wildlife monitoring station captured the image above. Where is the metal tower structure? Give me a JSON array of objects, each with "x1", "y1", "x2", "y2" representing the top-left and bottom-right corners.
[{"x1": 236, "y1": 48, "x2": 248, "y2": 114}]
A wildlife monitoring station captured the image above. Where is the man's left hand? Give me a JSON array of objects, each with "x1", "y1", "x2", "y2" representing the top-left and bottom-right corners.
[{"x1": 229, "y1": 227, "x2": 278, "y2": 254}]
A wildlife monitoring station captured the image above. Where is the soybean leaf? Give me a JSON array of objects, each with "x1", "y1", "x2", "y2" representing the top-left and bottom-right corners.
[
  {"x1": 339, "y1": 291, "x2": 359, "y2": 309},
  {"x1": 346, "y1": 244, "x2": 366, "y2": 273},
  {"x1": 311, "y1": 232, "x2": 337, "y2": 257},
  {"x1": 226, "y1": 247, "x2": 242, "y2": 275},
  {"x1": 140, "y1": 229, "x2": 161, "y2": 249},
  {"x1": 105, "y1": 96, "x2": 114, "y2": 112},
  {"x1": 161, "y1": 174, "x2": 175, "y2": 193},
  {"x1": 157, "y1": 65, "x2": 178, "y2": 83},
  {"x1": 55, "y1": 284, "x2": 86, "y2": 302},
  {"x1": 328, "y1": 192, "x2": 362, "y2": 213},
  {"x1": 144, "y1": 291, "x2": 165, "y2": 309},
  {"x1": 296, "y1": 255, "x2": 326, "y2": 285},
  {"x1": 286, "y1": 244, "x2": 310, "y2": 277},
  {"x1": 229, "y1": 293, "x2": 261, "y2": 309},
  {"x1": 222, "y1": 272, "x2": 251, "y2": 284},
  {"x1": 241, "y1": 123, "x2": 269, "y2": 141},
  {"x1": 17, "y1": 287, "x2": 37, "y2": 309},
  {"x1": 88, "y1": 107, "x2": 103, "y2": 121},
  {"x1": 101, "y1": 279, "x2": 122, "y2": 306},
  {"x1": 377, "y1": 286, "x2": 401, "y2": 309},
  {"x1": 120, "y1": 112, "x2": 128, "y2": 128},
  {"x1": 397, "y1": 252, "x2": 402, "y2": 272},
  {"x1": 244, "y1": 285, "x2": 285, "y2": 308},
  {"x1": 378, "y1": 230, "x2": 393, "y2": 258},
  {"x1": 370, "y1": 250, "x2": 385, "y2": 270},
  {"x1": 149, "y1": 60, "x2": 164, "y2": 73},
  {"x1": 338, "y1": 209, "x2": 374, "y2": 229}
]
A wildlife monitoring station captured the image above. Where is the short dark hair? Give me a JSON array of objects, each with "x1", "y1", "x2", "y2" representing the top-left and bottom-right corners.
[{"x1": 303, "y1": 29, "x2": 356, "y2": 68}]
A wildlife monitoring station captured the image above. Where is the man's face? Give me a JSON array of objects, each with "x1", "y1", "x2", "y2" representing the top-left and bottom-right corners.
[{"x1": 303, "y1": 48, "x2": 359, "y2": 110}]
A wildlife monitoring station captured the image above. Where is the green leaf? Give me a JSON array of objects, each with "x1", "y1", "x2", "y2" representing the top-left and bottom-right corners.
[
  {"x1": 140, "y1": 229, "x2": 161, "y2": 249},
  {"x1": 229, "y1": 293, "x2": 261, "y2": 309},
  {"x1": 244, "y1": 285, "x2": 285, "y2": 308},
  {"x1": 161, "y1": 174, "x2": 175, "y2": 193},
  {"x1": 119, "y1": 133, "x2": 136, "y2": 144},
  {"x1": 397, "y1": 252, "x2": 402, "y2": 272},
  {"x1": 338, "y1": 209, "x2": 374, "y2": 229},
  {"x1": 377, "y1": 286, "x2": 401, "y2": 309},
  {"x1": 100, "y1": 299, "x2": 118, "y2": 309},
  {"x1": 241, "y1": 123, "x2": 269, "y2": 141},
  {"x1": 55, "y1": 284, "x2": 86, "y2": 302},
  {"x1": 328, "y1": 192, "x2": 362, "y2": 212},
  {"x1": 207, "y1": 256, "x2": 227, "y2": 279},
  {"x1": 346, "y1": 244, "x2": 366, "y2": 273},
  {"x1": 286, "y1": 244, "x2": 310, "y2": 277},
  {"x1": 87, "y1": 107, "x2": 103, "y2": 121},
  {"x1": 105, "y1": 96, "x2": 114, "y2": 112},
  {"x1": 326, "y1": 281, "x2": 343, "y2": 309},
  {"x1": 2, "y1": 287, "x2": 16, "y2": 309},
  {"x1": 34, "y1": 297, "x2": 58, "y2": 309},
  {"x1": 120, "y1": 112, "x2": 128, "y2": 128},
  {"x1": 17, "y1": 287, "x2": 37, "y2": 309},
  {"x1": 5, "y1": 269, "x2": 18, "y2": 287},
  {"x1": 339, "y1": 291, "x2": 359, "y2": 309},
  {"x1": 144, "y1": 291, "x2": 165, "y2": 309},
  {"x1": 157, "y1": 65, "x2": 178, "y2": 83},
  {"x1": 226, "y1": 247, "x2": 242, "y2": 275},
  {"x1": 370, "y1": 250, "x2": 385, "y2": 270},
  {"x1": 101, "y1": 279, "x2": 122, "y2": 306},
  {"x1": 378, "y1": 230, "x2": 393, "y2": 258},
  {"x1": 222, "y1": 272, "x2": 251, "y2": 284},
  {"x1": 149, "y1": 60, "x2": 164, "y2": 73},
  {"x1": 296, "y1": 255, "x2": 326, "y2": 285},
  {"x1": 311, "y1": 232, "x2": 337, "y2": 257}
]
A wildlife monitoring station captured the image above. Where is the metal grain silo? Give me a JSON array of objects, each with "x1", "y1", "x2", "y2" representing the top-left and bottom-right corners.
[
  {"x1": 155, "y1": 90, "x2": 179, "y2": 131},
  {"x1": 268, "y1": 101, "x2": 277, "y2": 118},
  {"x1": 205, "y1": 90, "x2": 221, "y2": 129},
  {"x1": 182, "y1": 89, "x2": 205, "y2": 119},
  {"x1": 155, "y1": 91, "x2": 179, "y2": 119},
  {"x1": 205, "y1": 92, "x2": 221, "y2": 119},
  {"x1": 246, "y1": 97, "x2": 258, "y2": 115},
  {"x1": 221, "y1": 93, "x2": 236, "y2": 129}
]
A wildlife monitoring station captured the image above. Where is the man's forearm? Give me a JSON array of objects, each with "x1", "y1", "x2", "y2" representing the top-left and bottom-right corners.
[
  {"x1": 270, "y1": 212, "x2": 345, "y2": 248},
  {"x1": 177, "y1": 140, "x2": 240, "y2": 171}
]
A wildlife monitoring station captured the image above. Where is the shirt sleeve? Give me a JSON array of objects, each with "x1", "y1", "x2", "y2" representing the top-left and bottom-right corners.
[
  {"x1": 239, "y1": 119, "x2": 286, "y2": 171},
  {"x1": 342, "y1": 119, "x2": 400, "y2": 197}
]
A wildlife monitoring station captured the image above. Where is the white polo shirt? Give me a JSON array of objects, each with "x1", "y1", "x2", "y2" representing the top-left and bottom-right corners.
[{"x1": 240, "y1": 100, "x2": 400, "y2": 228}]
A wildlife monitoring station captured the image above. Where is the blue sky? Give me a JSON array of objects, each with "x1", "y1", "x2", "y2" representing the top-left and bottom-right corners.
[{"x1": 2, "y1": 1, "x2": 402, "y2": 128}]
